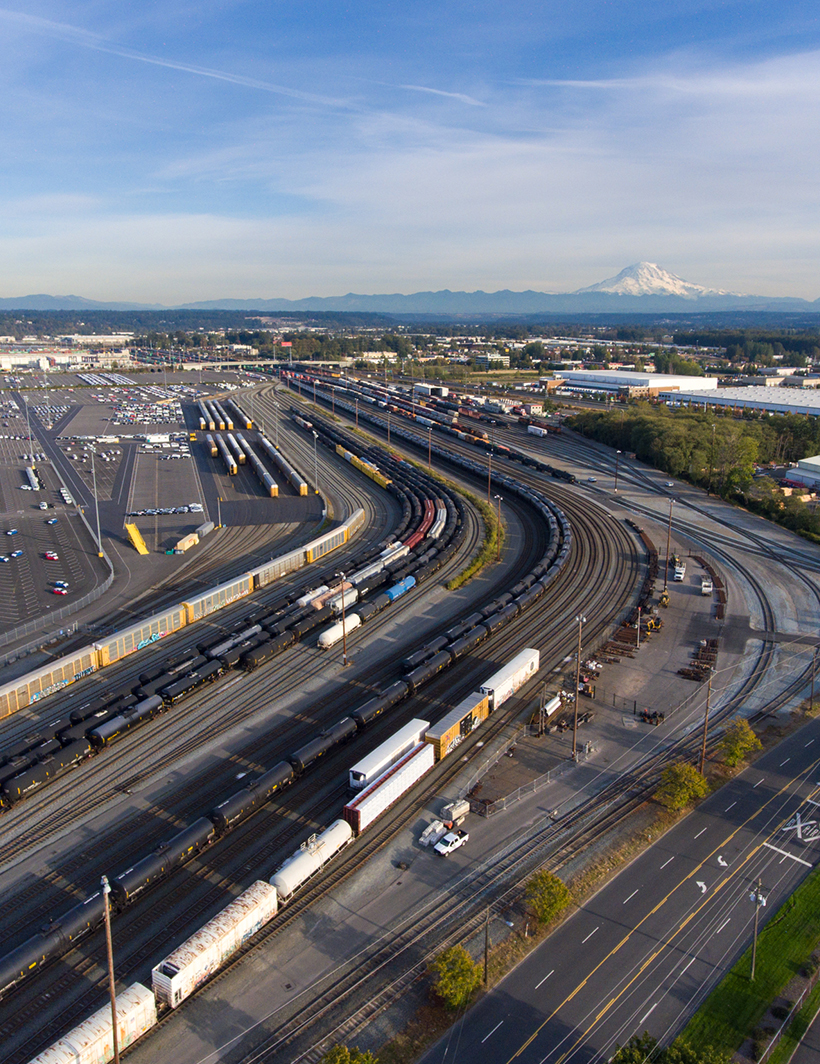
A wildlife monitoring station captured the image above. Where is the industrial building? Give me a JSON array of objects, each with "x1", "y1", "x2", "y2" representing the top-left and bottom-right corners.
[
  {"x1": 660, "y1": 387, "x2": 820, "y2": 418},
  {"x1": 551, "y1": 370, "x2": 719, "y2": 397},
  {"x1": 789, "y1": 456, "x2": 820, "y2": 489}
]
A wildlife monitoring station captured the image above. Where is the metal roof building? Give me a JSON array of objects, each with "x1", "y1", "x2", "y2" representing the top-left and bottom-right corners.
[
  {"x1": 660, "y1": 387, "x2": 820, "y2": 417},
  {"x1": 556, "y1": 370, "x2": 719, "y2": 395}
]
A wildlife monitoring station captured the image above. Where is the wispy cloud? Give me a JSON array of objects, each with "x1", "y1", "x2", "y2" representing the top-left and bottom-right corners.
[
  {"x1": 0, "y1": 7, "x2": 353, "y2": 109},
  {"x1": 399, "y1": 84, "x2": 486, "y2": 107}
]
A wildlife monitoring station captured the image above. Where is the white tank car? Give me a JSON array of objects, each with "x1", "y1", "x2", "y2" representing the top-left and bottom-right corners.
[{"x1": 271, "y1": 819, "x2": 353, "y2": 899}]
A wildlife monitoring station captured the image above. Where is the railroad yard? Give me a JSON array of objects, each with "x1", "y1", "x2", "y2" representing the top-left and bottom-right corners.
[{"x1": 0, "y1": 367, "x2": 819, "y2": 1064}]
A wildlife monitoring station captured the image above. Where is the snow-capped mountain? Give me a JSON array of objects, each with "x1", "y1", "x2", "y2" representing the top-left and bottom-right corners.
[{"x1": 575, "y1": 261, "x2": 732, "y2": 299}]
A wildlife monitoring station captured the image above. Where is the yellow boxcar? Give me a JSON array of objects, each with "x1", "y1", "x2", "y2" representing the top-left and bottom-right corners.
[{"x1": 424, "y1": 692, "x2": 490, "y2": 760}]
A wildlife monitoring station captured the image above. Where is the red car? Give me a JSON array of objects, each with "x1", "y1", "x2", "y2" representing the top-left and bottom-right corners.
[
  {"x1": 44, "y1": 551, "x2": 58, "y2": 560},
  {"x1": 51, "y1": 587, "x2": 67, "y2": 595}
]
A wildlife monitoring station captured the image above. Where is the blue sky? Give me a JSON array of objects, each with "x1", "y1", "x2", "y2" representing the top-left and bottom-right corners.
[{"x1": 2, "y1": 1, "x2": 819, "y2": 302}]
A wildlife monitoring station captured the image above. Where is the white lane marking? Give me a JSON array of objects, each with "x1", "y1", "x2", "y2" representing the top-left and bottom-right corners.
[
  {"x1": 623, "y1": 890, "x2": 638, "y2": 905},
  {"x1": 482, "y1": 1021, "x2": 504, "y2": 1043},
  {"x1": 660, "y1": 856, "x2": 674, "y2": 869},
  {"x1": 582, "y1": 927, "x2": 599, "y2": 944},
  {"x1": 640, "y1": 1002, "x2": 658, "y2": 1024},
  {"x1": 535, "y1": 969, "x2": 555, "y2": 989},
  {"x1": 781, "y1": 759, "x2": 791, "y2": 767},
  {"x1": 806, "y1": 739, "x2": 815, "y2": 747},
  {"x1": 694, "y1": 828, "x2": 707, "y2": 838},
  {"x1": 725, "y1": 802, "x2": 737, "y2": 811},
  {"x1": 716, "y1": 918, "x2": 731, "y2": 933},
  {"x1": 681, "y1": 956, "x2": 697, "y2": 975},
  {"x1": 764, "y1": 842, "x2": 813, "y2": 867},
  {"x1": 754, "y1": 779, "x2": 765, "y2": 788}
]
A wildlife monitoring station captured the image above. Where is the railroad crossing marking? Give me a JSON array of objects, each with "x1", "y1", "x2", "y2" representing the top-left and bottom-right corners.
[
  {"x1": 764, "y1": 842, "x2": 813, "y2": 867},
  {"x1": 782, "y1": 812, "x2": 820, "y2": 842}
]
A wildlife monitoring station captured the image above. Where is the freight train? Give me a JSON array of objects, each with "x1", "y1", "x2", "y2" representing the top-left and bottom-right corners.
[
  {"x1": 2, "y1": 408, "x2": 571, "y2": 1016},
  {"x1": 0, "y1": 510, "x2": 367, "y2": 722},
  {"x1": 24, "y1": 650, "x2": 540, "y2": 1064}
]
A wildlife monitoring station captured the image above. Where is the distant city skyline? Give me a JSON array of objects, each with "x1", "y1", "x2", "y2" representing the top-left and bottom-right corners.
[{"x1": 2, "y1": 2, "x2": 818, "y2": 302}]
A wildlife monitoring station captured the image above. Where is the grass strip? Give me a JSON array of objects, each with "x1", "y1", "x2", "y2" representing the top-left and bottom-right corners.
[{"x1": 680, "y1": 860, "x2": 820, "y2": 1056}]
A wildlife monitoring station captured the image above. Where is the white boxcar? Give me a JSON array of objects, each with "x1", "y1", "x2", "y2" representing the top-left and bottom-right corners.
[
  {"x1": 480, "y1": 648, "x2": 540, "y2": 710},
  {"x1": 250, "y1": 546, "x2": 305, "y2": 588},
  {"x1": 527, "y1": 424, "x2": 546, "y2": 437},
  {"x1": 348, "y1": 718, "x2": 431, "y2": 790},
  {"x1": 152, "y1": 880, "x2": 278, "y2": 1008},
  {"x1": 182, "y1": 573, "x2": 254, "y2": 622},
  {"x1": 318, "y1": 613, "x2": 362, "y2": 649},
  {"x1": 344, "y1": 742, "x2": 435, "y2": 834},
  {"x1": 29, "y1": 983, "x2": 156, "y2": 1064},
  {"x1": 271, "y1": 819, "x2": 353, "y2": 900}
]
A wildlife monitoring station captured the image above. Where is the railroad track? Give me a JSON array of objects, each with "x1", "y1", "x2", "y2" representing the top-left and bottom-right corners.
[{"x1": 0, "y1": 399, "x2": 644, "y2": 1062}]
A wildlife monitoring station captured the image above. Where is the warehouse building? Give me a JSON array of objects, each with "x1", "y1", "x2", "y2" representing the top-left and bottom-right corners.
[
  {"x1": 789, "y1": 456, "x2": 820, "y2": 489},
  {"x1": 551, "y1": 370, "x2": 719, "y2": 397},
  {"x1": 660, "y1": 387, "x2": 820, "y2": 418}
]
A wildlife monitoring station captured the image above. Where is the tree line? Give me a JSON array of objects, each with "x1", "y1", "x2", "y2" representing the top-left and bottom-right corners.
[{"x1": 567, "y1": 403, "x2": 820, "y2": 540}]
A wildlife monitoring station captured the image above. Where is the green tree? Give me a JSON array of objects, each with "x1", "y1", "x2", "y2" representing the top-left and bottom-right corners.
[
  {"x1": 610, "y1": 1033, "x2": 728, "y2": 1064},
  {"x1": 525, "y1": 870, "x2": 572, "y2": 925},
  {"x1": 610, "y1": 1031, "x2": 658, "y2": 1064},
  {"x1": 717, "y1": 719, "x2": 761, "y2": 767},
  {"x1": 430, "y1": 945, "x2": 482, "y2": 1010},
  {"x1": 319, "y1": 1047, "x2": 379, "y2": 1064},
  {"x1": 662, "y1": 1040, "x2": 728, "y2": 1064},
  {"x1": 656, "y1": 762, "x2": 709, "y2": 810}
]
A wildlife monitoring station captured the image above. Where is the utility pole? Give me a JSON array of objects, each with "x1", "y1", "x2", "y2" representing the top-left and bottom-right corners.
[
  {"x1": 663, "y1": 498, "x2": 674, "y2": 592},
  {"x1": 495, "y1": 495, "x2": 503, "y2": 562},
  {"x1": 428, "y1": 427, "x2": 432, "y2": 470},
  {"x1": 750, "y1": 879, "x2": 766, "y2": 980},
  {"x1": 811, "y1": 647, "x2": 817, "y2": 715},
  {"x1": 636, "y1": 605, "x2": 642, "y2": 649},
  {"x1": 387, "y1": 409, "x2": 391, "y2": 446},
  {"x1": 355, "y1": 398, "x2": 359, "y2": 430},
  {"x1": 101, "y1": 875, "x2": 120, "y2": 1064},
  {"x1": 487, "y1": 447, "x2": 492, "y2": 503},
  {"x1": 572, "y1": 614, "x2": 586, "y2": 760},
  {"x1": 312, "y1": 431, "x2": 319, "y2": 494},
  {"x1": 708, "y1": 423, "x2": 717, "y2": 495},
  {"x1": 614, "y1": 449, "x2": 621, "y2": 492},
  {"x1": 699, "y1": 672, "x2": 712, "y2": 774},
  {"x1": 216, "y1": 495, "x2": 222, "y2": 528}
]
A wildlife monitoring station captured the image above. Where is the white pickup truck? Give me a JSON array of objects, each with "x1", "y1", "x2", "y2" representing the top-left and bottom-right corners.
[{"x1": 434, "y1": 829, "x2": 469, "y2": 856}]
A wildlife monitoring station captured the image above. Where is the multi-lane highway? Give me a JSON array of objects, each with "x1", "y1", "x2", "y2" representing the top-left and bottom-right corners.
[{"x1": 422, "y1": 720, "x2": 820, "y2": 1064}]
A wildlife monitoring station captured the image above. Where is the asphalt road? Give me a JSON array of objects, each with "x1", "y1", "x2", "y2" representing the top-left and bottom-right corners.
[{"x1": 421, "y1": 720, "x2": 820, "y2": 1064}]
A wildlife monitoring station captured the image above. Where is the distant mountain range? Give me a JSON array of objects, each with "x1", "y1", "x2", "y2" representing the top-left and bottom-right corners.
[{"x1": 2, "y1": 264, "x2": 817, "y2": 315}]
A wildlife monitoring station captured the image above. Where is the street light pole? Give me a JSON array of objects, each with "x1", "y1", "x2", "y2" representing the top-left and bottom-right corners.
[
  {"x1": 572, "y1": 614, "x2": 586, "y2": 760},
  {"x1": 312, "y1": 431, "x2": 319, "y2": 493},
  {"x1": 428, "y1": 427, "x2": 432, "y2": 470},
  {"x1": 663, "y1": 498, "x2": 674, "y2": 592},
  {"x1": 355, "y1": 399, "x2": 359, "y2": 430},
  {"x1": 91, "y1": 449, "x2": 103, "y2": 557},
  {"x1": 217, "y1": 495, "x2": 222, "y2": 528},
  {"x1": 339, "y1": 571, "x2": 349, "y2": 667},
  {"x1": 101, "y1": 875, "x2": 120, "y2": 1064},
  {"x1": 487, "y1": 448, "x2": 492, "y2": 503},
  {"x1": 614, "y1": 450, "x2": 621, "y2": 492},
  {"x1": 495, "y1": 494, "x2": 503, "y2": 561}
]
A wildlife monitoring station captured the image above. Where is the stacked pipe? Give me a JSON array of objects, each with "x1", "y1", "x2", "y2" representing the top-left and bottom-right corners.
[
  {"x1": 227, "y1": 397, "x2": 253, "y2": 430},
  {"x1": 198, "y1": 400, "x2": 215, "y2": 431},
  {"x1": 225, "y1": 433, "x2": 246, "y2": 465}
]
